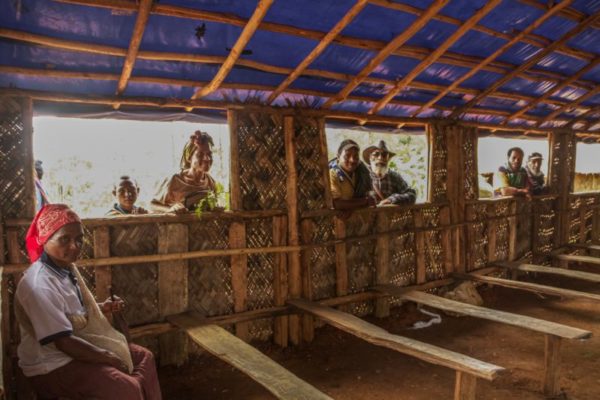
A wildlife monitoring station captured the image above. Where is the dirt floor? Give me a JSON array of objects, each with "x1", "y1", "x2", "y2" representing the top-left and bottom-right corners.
[{"x1": 159, "y1": 273, "x2": 600, "y2": 400}]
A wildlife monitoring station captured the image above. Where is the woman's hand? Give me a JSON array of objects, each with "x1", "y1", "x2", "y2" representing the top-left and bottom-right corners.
[
  {"x1": 168, "y1": 203, "x2": 187, "y2": 214},
  {"x1": 100, "y1": 296, "x2": 125, "y2": 314},
  {"x1": 101, "y1": 350, "x2": 129, "y2": 373}
]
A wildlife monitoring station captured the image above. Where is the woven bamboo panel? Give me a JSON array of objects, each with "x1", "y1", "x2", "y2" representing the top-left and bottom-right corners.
[
  {"x1": 235, "y1": 112, "x2": 287, "y2": 210},
  {"x1": 109, "y1": 224, "x2": 159, "y2": 326},
  {"x1": 429, "y1": 124, "x2": 448, "y2": 202},
  {"x1": 568, "y1": 196, "x2": 583, "y2": 244},
  {"x1": 294, "y1": 117, "x2": 327, "y2": 211},
  {"x1": 515, "y1": 201, "x2": 533, "y2": 260},
  {"x1": 462, "y1": 127, "x2": 479, "y2": 201},
  {"x1": 188, "y1": 219, "x2": 233, "y2": 317},
  {"x1": 466, "y1": 203, "x2": 488, "y2": 270},
  {"x1": 533, "y1": 197, "x2": 557, "y2": 264},
  {"x1": 245, "y1": 218, "x2": 275, "y2": 340},
  {"x1": 0, "y1": 98, "x2": 30, "y2": 220},
  {"x1": 305, "y1": 216, "x2": 336, "y2": 300},
  {"x1": 421, "y1": 206, "x2": 444, "y2": 281},
  {"x1": 387, "y1": 209, "x2": 416, "y2": 307}
]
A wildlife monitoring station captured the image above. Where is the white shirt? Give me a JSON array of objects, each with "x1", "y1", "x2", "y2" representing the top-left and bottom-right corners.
[{"x1": 16, "y1": 253, "x2": 86, "y2": 377}]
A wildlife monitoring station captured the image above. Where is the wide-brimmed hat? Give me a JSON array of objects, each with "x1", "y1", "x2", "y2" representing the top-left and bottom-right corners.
[
  {"x1": 528, "y1": 152, "x2": 543, "y2": 161},
  {"x1": 362, "y1": 140, "x2": 396, "y2": 163}
]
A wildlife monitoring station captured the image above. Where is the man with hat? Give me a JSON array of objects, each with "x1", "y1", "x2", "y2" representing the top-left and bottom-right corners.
[
  {"x1": 525, "y1": 152, "x2": 547, "y2": 195},
  {"x1": 364, "y1": 140, "x2": 416, "y2": 206},
  {"x1": 329, "y1": 139, "x2": 376, "y2": 210}
]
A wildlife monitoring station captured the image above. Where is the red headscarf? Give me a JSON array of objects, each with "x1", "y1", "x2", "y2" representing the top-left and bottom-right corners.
[{"x1": 25, "y1": 204, "x2": 81, "y2": 262}]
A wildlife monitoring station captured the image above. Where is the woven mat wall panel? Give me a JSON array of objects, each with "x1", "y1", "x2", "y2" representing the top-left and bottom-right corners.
[
  {"x1": 295, "y1": 117, "x2": 327, "y2": 211},
  {"x1": 305, "y1": 216, "x2": 336, "y2": 300},
  {"x1": 467, "y1": 203, "x2": 488, "y2": 271},
  {"x1": 462, "y1": 127, "x2": 479, "y2": 201},
  {"x1": 0, "y1": 98, "x2": 29, "y2": 220},
  {"x1": 492, "y1": 201, "x2": 511, "y2": 262},
  {"x1": 421, "y1": 206, "x2": 444, "y2": 280},
  {"x1": 245, "y1": 218, "x2": 274, "y2": 340},
  {"x1": 235, "y1": 112, "x2": 286, "y2": 210},
  {"x1": 109, "y1": 224, "x2": 159, "y2": 326},
  {"x1": 515, "y1": 201, "x2": 533, "y2": 260},
  {"x1": 188, "y1": 219, "x2": 233, "y2": 317},
  {"x1": 533, "y1": 197, "x2": 557, "y2": 264},
  {"x1": 429, "y1": 125, "x2": 448, "y2": 203},
  {"x1": 389, "y1": 209, "x2": 416, "y2": 307}
]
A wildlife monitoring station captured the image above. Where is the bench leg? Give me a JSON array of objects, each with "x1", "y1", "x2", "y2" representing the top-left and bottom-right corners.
[
  {"x1": 543, "y1": 334, "x2": 562, "y2": 397},
  {"x1": 454, "y1": 371, "x2": 477, "y2": 400}
]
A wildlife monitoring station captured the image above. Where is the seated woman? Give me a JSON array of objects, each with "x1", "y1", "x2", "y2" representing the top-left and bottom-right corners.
[
  {"x1": 151, "y1": 130, "x2": 217, "y2": 214},
  {"x1": 106, "y1": 176, "x2": 149, "y2": 216},
  {"x1": 16, "y1": 204, "x2": 161, "y2": 400}
]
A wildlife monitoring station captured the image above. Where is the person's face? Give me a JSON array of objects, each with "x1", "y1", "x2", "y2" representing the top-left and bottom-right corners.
[
  {"x1": 35, "y1": 167, "x2": 43, "y2": 180},
  {"x1": 528, "y1": 158, "x2": 542, "y2": 173},
  {"x1": 190, "y1": 142, "x2": 213, "y2": 173},
  {"x1": 339, "y1": 147, "x2": 359, "y2": 173},
  {"x1": 508, "y1": 150, "x2": 523, "y2": 171},
  {"x1": 113, "y1": 180, "x2": 139, "y2": 211},
  {"x1": 44, "y1": 222, "x2": 84, "y2": 266},
  {"x1": 369, "y1": 150, "x2": 390, "y2": 177}
]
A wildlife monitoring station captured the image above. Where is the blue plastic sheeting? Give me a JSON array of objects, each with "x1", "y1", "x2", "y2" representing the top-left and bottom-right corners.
[{"x1": 1, "y1": 0, "x2": 599, "y2": 128}]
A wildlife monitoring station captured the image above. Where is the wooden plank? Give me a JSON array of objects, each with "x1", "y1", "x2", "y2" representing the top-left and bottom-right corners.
[
  {"x1": 229, "y1": 221, "x2": 249, "y2": 341},
  {"x1": 375, "y1": 212, "x2": 391, "y2": 318},
  {"x1": 227, "y1": 110, "x2": 242, "y2": 211},
  {"x1": 284, "y1": 115, "x2": 302, "y2": 345},
  {"x1": 568, "y1": 243, "x2": 600, "y2": 252},
  {"x1": 169, "y1": 314, "x2": 333, "y2": 400},
  {"x1": 272, "y1": 216, "x2": 289, "y2": 347},
  {"x1": 7, "y1": 229, "x2": 24, "y2": 265},
  {"x1": 190, "y1": 0, "x2": 274, "y2": 100},
  {"x1": 507, "y1": 202, "x2": 518, "y2": 262},
  {"x1": 288, "y1": 299, "x2": 503, "y2": 380},
  {"x1": 323, "y1": 0, "x2": 449, "y2": 108},
  {"x1": 20, "y1": 97, "x2": 35, "y2": 218},
  {"x1": 92, "y1": 226, "x2": 111, "y2": 302},
  {"x1": 391, "y1": 289, "x2": 590, "y2": 340},
  {"x1": 333, "y1": 217, "x2": 349, "y2": 299},
  {"x1": 496, "y1": 261, "x2": 600, "y2": 283},
  {"x1": 414, "y1": 211, "x2": 427, "y2": 284},
  {"x1": 158, "y1": 223, "x2": 189, "y2": 365},
  {"x1": 556, "y1": 253, "x2": 600, "y2": 267},
  {"x1": 543, "y1": 334, "x2": 562, "y2": 397},
  {"x1": 487, "y1": 219, "x2": 498, "y2": 263},
  {"x1": 440, "y1": 206, "x2": 454, "y2": 275},
  {"x1": 454, "y1": 371, "x2": 477, "y2": 400},
  {"x1": 317, "y1": 118, "x2": 334, "y2": 209},
  {"x1": 300, "y1": 219, "x2": 315, "y2": 342},
  {"x1": 454, "y1": 272, "x2": 600, "y2": 302}
]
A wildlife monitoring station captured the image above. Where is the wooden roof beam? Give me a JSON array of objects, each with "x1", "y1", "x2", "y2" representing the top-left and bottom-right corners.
[
  {"x1": 189, "y1": 0, "x2": 274, "y2": 102},
  {"x1": 450, "y1": 11, "x2": 600, "y2": 119},
  {"x1": 266, "y1": 0, "x2": 368, "y2": 105},
  {"x1": 29, "y1": 1, "x2": 600, "y2": 90},
  {"x1": 323, "y1": 0, "x2": 450, "y2": 109},
  {"x1": 505, "y1": 57, "x2": 600, "y2": 124},
  {"x1": 114, "y1": 0, "x2": 153, "y2": 110},
  {"x1": 537, "y1": 84, "x2": 600, "y2": 128},
  {"x1": 369, "y1": 0, "x2": 592, "y2": 62},
  {"x1": 371, "y1": 0, "x2": 502, "y2": 115},
  {"x1": 411, "y1": 0, "x2": 573, "y2": 118}
]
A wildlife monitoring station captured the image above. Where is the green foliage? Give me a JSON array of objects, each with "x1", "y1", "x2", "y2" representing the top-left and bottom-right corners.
[{"x1": 195, "y1": 182, "x2": 229, "y2": 217}]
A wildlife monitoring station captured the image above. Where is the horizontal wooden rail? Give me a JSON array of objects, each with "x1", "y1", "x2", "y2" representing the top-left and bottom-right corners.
[
  {"x1": 555, "y1": 254, "x2": 600, "y2": 267},
  {"x1": 568, "y1": 243, "x2": 600, "y2": 252},
  {"x1": 495, "y1": 261, "x2": 600, "y2": 283}
]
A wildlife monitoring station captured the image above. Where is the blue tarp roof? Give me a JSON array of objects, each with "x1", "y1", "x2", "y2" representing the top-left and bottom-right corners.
[{"x1": 0, "y1": 0, "x2": 599, "y2": 132}]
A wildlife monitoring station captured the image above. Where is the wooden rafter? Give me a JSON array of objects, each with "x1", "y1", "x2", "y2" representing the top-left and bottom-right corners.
[
  {"x1": 566, "y1": 105, "x2": 600, "y2": 129},
  {"x1": 450, "y1": 11, "x2": 600, "y2": 119},
  {"x1": 266, "y1": 0, "x2": 368, "y2": 105},
  {"x1": 114, "y1": 0, "x2": 153, "y2": 109},
  {"x1": 0, "y1": 28, "x2": 576, "y2": 110},
  {"x1": 505, "y1": 57, "x2": 600, "y2": 124},
  {"x1": 411, "y1": 0, "x2": 573, "y2": 118},
  {"x1": 370, "y1": 0, "x2": 591, "y2": 63},
  {"x1": 537, "y1": 84, "x2": 600, "y2": 128},
  {"x1": 190, "y1": 0, "x2": 274, "y2": 100},
  {"x1": 371, "y1": 0, "x2": 502, "y2": 115},
  {"x1": 322, "y1": 0, "x2": 450, "y2": 109}
]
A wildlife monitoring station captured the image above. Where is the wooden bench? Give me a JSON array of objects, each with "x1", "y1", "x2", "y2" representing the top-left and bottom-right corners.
[
  {"x1": 288, "y1": 299, "x2": 504, "y2": 400},
  {"x1": 555, "y1": 253, "x2": 600, "y2": 268},
  {"x1": 168, "y1": 314, "x2": 333, "y2": 400},
  {"x1": 494, "y1": 261, "x2": 600, "y2": 283},
  {"x1": 375, "y1": 286, "x2": 592, "y2": 396}
]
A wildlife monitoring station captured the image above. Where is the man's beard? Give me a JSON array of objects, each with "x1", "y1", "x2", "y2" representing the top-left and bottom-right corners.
[{"x1": 371, "y1": 163, "x2": 388, "y2": 177}]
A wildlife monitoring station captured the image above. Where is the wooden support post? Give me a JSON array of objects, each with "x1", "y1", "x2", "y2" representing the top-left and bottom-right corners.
[
  {"x1": 272, "y1": 216, "x2": 288, "y2": 347},
  {"x1": 375, "y1": 212, "x2": 391, "y2": 318},
  {"x1": 579, "y1": 206, "x2": 588, "y2": 245},
  {"x1": 487, "y1": 218, "x2": 498, "y2": 264},
  {"x1": 228, "y1": 110, "x2": 242, "y2": 211},
  {"x1": 0, "y1": 214, "x2": 11, "y2": 399},
  {"x1": 454, "y1": 371, "x2": 477, "y2": 400},
  {"x1": 93, "y1": 226, "x2": 111, "y2": 302},
  {"x1": 229, "y1": 221, "x2": 249, "y2": 342},
  {"x1": 414, "y1": 211, "x2": 427, "y2": 284},
  {"x1": 7, "y1": 229, "x2": 24, "y2": 265},
  {"x1": 592, "y1": 208, "x2": 600, "y2": 257},
  {"x1": 439, "y1": 206, "x2": 454, "y2": 275},
  {"x1": 333, "y1": 217, "x2": 349, "y2": 304},
  {"x1": 543, "y1": 334, "x2": 562, "y2": 397},
  {"x1": 284, "y1": 115, "x2": 302, "y2": 345},
  {"x1": 300, "y1": 219, "x2": 315, "y2": 341},
  {"x1": 158, "y1": 223, "x2": 189, "y2": 365},
  {"x1": 507, "y1": 201, "x2": 518, "y2": 262},
  {"x1": 20, "y1": 97, "x2": 36, "y2": 218},
  {"x1": 317, "y1": 118, "x2": 334, "y2": 210}
]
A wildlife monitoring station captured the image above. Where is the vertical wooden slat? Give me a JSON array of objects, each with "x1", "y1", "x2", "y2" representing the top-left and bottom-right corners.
[
  {"x1": 229, "y1": 221, "x2": 249, "y2": 341},
  {"x1": 414, "y1": 211, "x2": 426, "y2": 284},
  {"x1": 454, "y1": 371, "x2": 477, "y2": 400},
  {"x1": 439, "y1": 206, "x2": 454, "y2": 274},
  {"x1": 158, "y1": 223, "x2": 189, "y2": 365},
  {"x1": 487, "y1": 218, "x2": 498, "y2": 263},
  {"x1": 317, "y1": 118, "x2": 334, "y2": 209},
  {"x1": 272, "y1": 215, "x2": 289, "y2": 347},
  {"x1": 300, "y1": 219, "x2": 315, "y2": 342},
  {"x1": 333, "y1": 217, "x2": 349, "y2": 299},
  {"x1": 508, "y1": 201, "x2": 518, "y2": 262},
  {"x1": 284, "y1": 115, "x2": 302, "y2": 345},
  {"x1": 21, "y1": 97, "x2": 35, "y2": 218},
  {"x1": 543, "y1": 334, "x2": 562, "y2": 397},
  {"x1": 228, "y1": 110, "x2": 242, "y2": 211},
  {"x1": 464, "y1": 206, "x2": 476, "y2": 273},
  {"x1": 375, "y1": 212, "x2": 390, "y2": 317},
  {"x1": 92, "y1": 226, "x2": 111, "y2": 302},
  {"x1": 579, "y1": 206, "x2": 587, "y2": 244}
]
